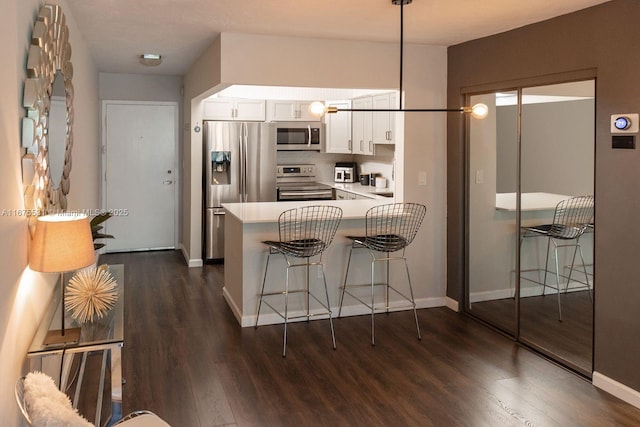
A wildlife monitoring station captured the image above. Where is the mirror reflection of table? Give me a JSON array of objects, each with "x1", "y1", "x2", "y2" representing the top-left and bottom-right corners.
[{"x1": 27, "y1": 264, "x2": 124, "y2": 426}]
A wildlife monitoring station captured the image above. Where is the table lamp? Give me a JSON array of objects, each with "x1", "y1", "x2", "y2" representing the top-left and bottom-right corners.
[{"x1": 29, "y1": 213, "x2": 96, "y2": 345}]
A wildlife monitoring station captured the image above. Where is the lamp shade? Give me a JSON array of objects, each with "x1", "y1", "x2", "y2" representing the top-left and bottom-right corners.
[{"x1": 29, "y1": 214, "x2": 96, "y2": 273}]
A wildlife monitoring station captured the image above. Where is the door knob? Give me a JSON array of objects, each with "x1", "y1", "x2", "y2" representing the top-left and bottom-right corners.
[{"x1": 163, "y1": 180, "x2": 173, "y2": 185}]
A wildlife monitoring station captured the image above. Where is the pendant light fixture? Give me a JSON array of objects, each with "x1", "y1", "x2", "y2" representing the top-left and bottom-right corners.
[{"x1": 309, "y1": 0, "x2": 488, "y2": 119}]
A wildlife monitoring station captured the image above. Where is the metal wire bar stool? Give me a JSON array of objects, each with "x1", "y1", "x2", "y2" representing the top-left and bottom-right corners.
[
  {"x1": 338, "y1": 202, "x2": 426, "y2": 345},
  {"x1": 256, "y1": 205, "x2": 343, "y2": 357},
  {"x1": 520, "y1": 195, "x2": 594, "y2": 321}
]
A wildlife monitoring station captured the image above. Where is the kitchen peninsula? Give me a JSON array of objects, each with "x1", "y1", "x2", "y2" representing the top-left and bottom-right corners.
[{"x1": 223, "y1": 199, "x2": 409, "y2": 327}]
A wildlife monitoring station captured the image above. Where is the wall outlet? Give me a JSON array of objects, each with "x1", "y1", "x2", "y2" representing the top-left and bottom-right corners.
[{"x1": 418, "y1": 171, "x2": 427, "y2": 186}]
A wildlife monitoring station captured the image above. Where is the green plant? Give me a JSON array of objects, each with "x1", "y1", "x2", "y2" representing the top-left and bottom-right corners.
[{"x1": 90, "y1": 212, "x2": 114, "y2": 250}]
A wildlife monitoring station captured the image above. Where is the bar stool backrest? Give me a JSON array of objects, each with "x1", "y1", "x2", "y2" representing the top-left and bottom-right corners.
[
  {"x1": 549, "y1": 195, "x2": 594, "y2": 240},
  {"x1": 364, "y1": 203, "x2": 427, "y2": 252},
  {"x1": 277, "y1": 205, "x2": 343, "y2": 258}
]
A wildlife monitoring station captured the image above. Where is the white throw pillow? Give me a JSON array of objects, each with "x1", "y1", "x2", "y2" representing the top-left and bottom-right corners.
[{"x1": 23, "y1": 371, "x2": 93, "y2": 427}]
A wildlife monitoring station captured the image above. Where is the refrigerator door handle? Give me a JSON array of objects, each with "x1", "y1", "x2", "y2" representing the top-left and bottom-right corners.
[
  {"x1": 243, "y1": 123, "x2": 249, "y2": 202},
  {"x1": 239, "y1": 123, "x2": 245, "y2": 203}
]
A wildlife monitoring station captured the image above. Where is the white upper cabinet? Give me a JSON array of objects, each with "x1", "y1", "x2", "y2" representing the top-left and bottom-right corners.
[
  {"x1": 267, "y1": 100, "x2": 320, "y2": 121},
  {"x1": 203, "y1": 97, "x2": 266, "y2": 121},
  {"x1": 372, "y1": 92, "x2": 397, "y2": 144},
  {"x1": 352, "y1": 97, "x2": 374, "y2": 155},
  {"x1": 325, "y1": 100, "x2": 352, "y2": 154}
]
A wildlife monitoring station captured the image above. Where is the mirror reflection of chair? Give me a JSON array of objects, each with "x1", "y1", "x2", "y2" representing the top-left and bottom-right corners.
[
  {"x1": 338, "y1": 202, "x2": 426, "y2": 345},
  {"x1": 16, "y1": 372, "x2": 171, "y2": 426},
  {"x1": 520, "y1": 195, "x2": 595, "y2": 321},
  {"x1": 255, "y1": 205, "x2": 343, "y2": 357}
]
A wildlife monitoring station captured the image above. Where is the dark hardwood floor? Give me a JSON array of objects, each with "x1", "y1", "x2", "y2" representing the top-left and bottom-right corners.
[
  {"x1": 101, "y1": 250, "x2": 640, "y2": 427},
  {"x1": 469, "y1": 290, "x2": 593, "y2": 375}
]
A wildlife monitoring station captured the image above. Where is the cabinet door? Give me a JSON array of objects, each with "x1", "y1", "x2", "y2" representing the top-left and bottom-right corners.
[
  {"x1": 352, "y1": 97, "x2": 373, "y2": 155},
  {"x1": 203, "y1": 98, "x2": 235, "y2": 120},
  {"x1": 268, "y1": 101, "x2": 296, "y2": 121},
  {"x1": 296, "y1": 101, "x2": 318, "y2": 121},
  {"x1": 355, "y1": 193, "x2": 373, "y2": 200},
  {"x1": 235, "y1": 99, "x2": 265, "y2": 121},
  {"x1": 372, "y1": 93, "x2": 395, "y2": 144},
  {"x1": 325, "y1": 101, "x2": 352, "y2": 153},
  {"x1": 335, "y1": 189, "x2": 347, "y2": 200}
]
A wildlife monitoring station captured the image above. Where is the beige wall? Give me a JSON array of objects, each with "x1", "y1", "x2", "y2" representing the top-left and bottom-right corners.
[
  {"x1": 183, "y1": 33, "x2": 448, "y2": 298},
  {"x1": 448, "y1": 0, "x2": 640, "y2": 394},
  {"x1": 0, "y1": 0, "x2": 99, "y2": 421}
]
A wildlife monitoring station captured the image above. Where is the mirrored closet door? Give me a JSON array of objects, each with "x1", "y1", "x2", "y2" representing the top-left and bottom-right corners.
[{"x1": 465, "y1": 80, "x2": 595, "y2": 376}]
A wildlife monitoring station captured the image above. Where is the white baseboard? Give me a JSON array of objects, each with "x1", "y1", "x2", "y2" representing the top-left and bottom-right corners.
[
  {"x1": 235, "y1": 295, "x2": 447, "y2": 328},
  {"x1": 222, "y1": 287, "x2": 243, "y2": 325},
  {"x1": 593, "y1": 371, "x2": 640, "y2": 409},
  {"x1": 469, "y1": 281, "x2": 591, "y2": 303},
  {"x1": 180, "y1": 245, "x2": 203, "y2": 267},
  {"x1": 445, "y1": 297, "x2": 459, "y2": 312}
]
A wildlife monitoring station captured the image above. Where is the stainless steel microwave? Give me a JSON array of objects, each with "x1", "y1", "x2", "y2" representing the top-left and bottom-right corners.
[{"x1": 272, "y1": 122, "x2": 324, "y2": 151}]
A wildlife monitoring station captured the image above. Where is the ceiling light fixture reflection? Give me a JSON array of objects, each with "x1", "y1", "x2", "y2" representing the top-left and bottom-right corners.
[
  {"x1": 140, "y1": 53, "x2": 162, "y2": 66},
  {"x1": 309, "y1": 0, "x2": 487, "y2": 119}
]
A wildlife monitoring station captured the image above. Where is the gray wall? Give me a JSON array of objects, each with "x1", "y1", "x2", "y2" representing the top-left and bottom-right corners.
[
  {"x1": 447, "y1": 0, "x2": 640, "y2": 390},
  {"x1": 497, "y1": 99, "x2": 595, "y2": 195}
]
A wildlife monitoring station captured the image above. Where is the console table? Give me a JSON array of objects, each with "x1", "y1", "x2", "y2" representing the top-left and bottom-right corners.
[{"x1": 28, "y1": 264, "x2": 124, "y2": 426}]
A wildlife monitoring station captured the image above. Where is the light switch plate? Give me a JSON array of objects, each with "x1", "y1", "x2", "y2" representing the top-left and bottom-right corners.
[{"x1": 418, "y1": 171, "x2": 427, "y2": 186}]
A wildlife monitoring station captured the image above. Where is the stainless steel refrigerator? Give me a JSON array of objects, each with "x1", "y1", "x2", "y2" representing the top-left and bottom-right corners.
[{"x1": 203, "y1": 121, "x2": 276, "y2": 260}]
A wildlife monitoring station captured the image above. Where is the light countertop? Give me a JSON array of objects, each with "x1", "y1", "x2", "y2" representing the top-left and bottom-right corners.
[
  {"x1": 495, "y1": 192, "x2": 573, "y2": 212},
  {"x1": 324, "y1": 181, "x2": 394, "y2": 199},
  {"x1": 223, "y1": 199, "x2": 391, "y2": 223}
]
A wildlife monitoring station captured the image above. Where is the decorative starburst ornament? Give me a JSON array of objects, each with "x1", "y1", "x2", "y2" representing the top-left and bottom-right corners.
[{"x1": 65, "y1": 265, "x2": 118, "y2": 323}]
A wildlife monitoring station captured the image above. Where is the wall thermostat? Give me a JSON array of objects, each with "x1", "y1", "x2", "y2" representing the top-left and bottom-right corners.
[{"x1": 611, "y1": 113, "x2": 639, "y2": 133}]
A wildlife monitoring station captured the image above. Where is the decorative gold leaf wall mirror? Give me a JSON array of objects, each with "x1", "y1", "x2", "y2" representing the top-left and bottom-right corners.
[{"x1": 22, "y1": 3, "x2": 74, "y2": 230}]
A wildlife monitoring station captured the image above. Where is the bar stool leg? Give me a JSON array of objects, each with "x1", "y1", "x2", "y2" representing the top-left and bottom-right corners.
[
  {"x1": 576, "y1": 244, "x2": 593, "y2": 302},
  {"x1": 370, "y1": 256, "x2": 376, "y2": 346},
  {"x1": 306, "y1": 258, "x2": 311, "y2": 321},
  {"x1": 283, "y1": 263, "x2": 290, "y2": 357},
  {"x1": 255, "y1": 253, "x2": 272, "y2": 328},
  {"x1": 320, "y1": 262, "x2": 337, "y2": 350},
  {"x1": 403, "y1": 257, "x2": 421, "y2": 340},
  {"x1": 552, "y1": 243, "x2": 563, "y2": 322},
  {"x1": 338, "y1": 245, "x2": 354, "y2": 318},
  {"x1": 385, "y1": 258, "x2": 390, "y2": 314}
]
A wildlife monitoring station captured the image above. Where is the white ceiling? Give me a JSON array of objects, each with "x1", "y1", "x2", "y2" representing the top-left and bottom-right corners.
[{"x1": 65, "y1": 0, "x2": 610, "y2": 76}]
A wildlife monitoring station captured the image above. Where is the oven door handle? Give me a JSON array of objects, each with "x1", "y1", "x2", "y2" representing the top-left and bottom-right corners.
[{"x1": 279, "y1": 191, "x2": 332, "y2": 197}]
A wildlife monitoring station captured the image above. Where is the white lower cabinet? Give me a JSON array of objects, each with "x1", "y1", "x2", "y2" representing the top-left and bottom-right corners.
[{"x1": 335, "y1": 189, "x2": 373, "y2": 200}]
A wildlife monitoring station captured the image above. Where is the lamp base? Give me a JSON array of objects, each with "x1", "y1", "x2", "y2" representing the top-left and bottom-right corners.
[{"x1": 43, "y1": 327, "x2": 81, "y2": 346}]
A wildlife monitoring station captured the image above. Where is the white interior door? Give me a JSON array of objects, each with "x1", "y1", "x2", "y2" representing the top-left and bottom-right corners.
[{"x1": 103, "y1": 102, "x2": 177, "y2": 252}]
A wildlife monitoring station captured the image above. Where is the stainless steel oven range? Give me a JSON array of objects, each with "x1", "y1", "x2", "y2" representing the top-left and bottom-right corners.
[{"x1": 276, "y1": 164, "x2": 334, "y2": 201}]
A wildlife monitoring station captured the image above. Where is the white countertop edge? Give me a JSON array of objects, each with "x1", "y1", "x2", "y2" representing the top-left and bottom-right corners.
[
  {"x1": 321, "y1": 181, "x2": 394, "y2": 200},
  {"x1": 495, "y1": 192, "x2": 574, "y2": 212},
  {"x1": 223, "y1": 199, "x2": 393, "y2": 223}
]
